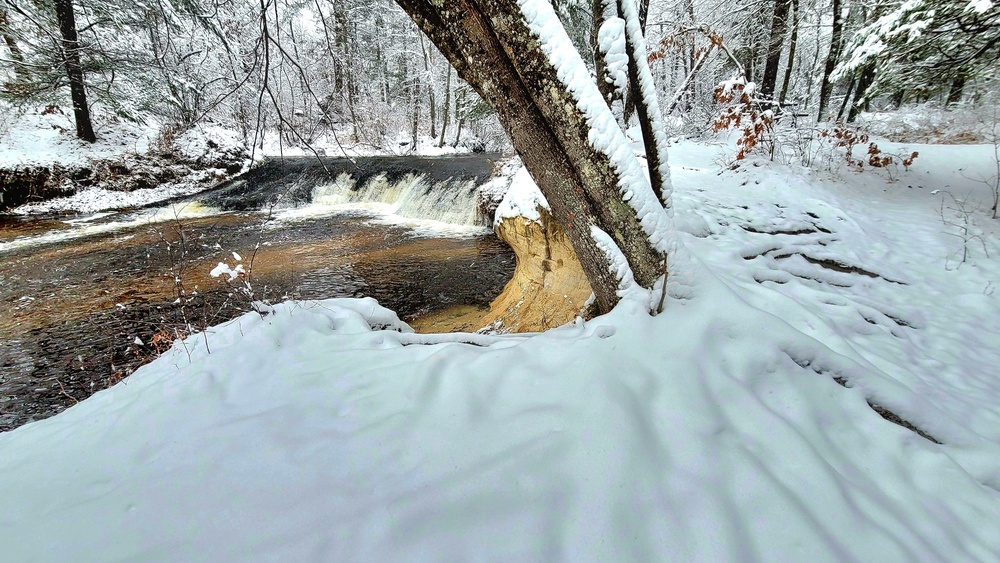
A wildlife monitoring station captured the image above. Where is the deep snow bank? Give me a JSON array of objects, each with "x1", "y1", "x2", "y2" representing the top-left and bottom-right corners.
[
  {"x1": 2, "y1": 139, "x2": 999, "y2": 561},
  {"x1": 1, "y1": 279, "x2": 998, "y2": 559}
]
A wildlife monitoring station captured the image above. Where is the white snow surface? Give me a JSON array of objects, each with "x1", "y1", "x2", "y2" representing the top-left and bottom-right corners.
[
  {"x1": 0, "y1": 108, "x2": 155, "y2": 168},
  {"x1": 968, "y1": 0, "x2": 994, "y2": 13},
  {"x1": 493, "y1": 165, "x2": 550, "y2": 226},
  {"x1": 2, "y1": 139, "x2": 1000, "y2": 560},
  {"x1": 1, "y1": 112, "x2": 250, "y2": 214}
]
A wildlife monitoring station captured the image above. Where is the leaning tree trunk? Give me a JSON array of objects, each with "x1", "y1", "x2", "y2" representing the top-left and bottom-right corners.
[
  {"x1": 394, "y1": 0, "x2": 665, "y2": 313},
  {"x1": 54, "y1": 0, "x2": 96, "y2": 143},
  {"x1": 846, "y1": 65, "x2": 874, "y2": 122},
  {"x1": 621, "y1": 0, "x2": 649, "y2": 123},
  {"x1": 616, "y1": 0, "x2": 668, "y2": 205}
]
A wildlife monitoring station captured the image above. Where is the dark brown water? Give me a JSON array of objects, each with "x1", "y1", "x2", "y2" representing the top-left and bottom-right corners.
[{"x1": 0, "y1": 204, "x2": 514, "y2": 431}]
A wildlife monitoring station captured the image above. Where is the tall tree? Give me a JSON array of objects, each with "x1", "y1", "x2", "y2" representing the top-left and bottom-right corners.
[
  {"x1": 816, "y1": 0, "x2": 844, "y2": 122},
  {"x1": 778, "y1": 0, "x2": 799, "y2": 105},
  {"x1": 437, "y1": 64, "x2": 451, "y2": 147},
  {"x1": 393, "y1": 0, "x2": 672, "y2": 313},
  {"x1": 760, "y1": 0, "x2": 792, "y2": 102},
  {"x1": 54, "y1": 0, "x2": 95, "y2": 142}
]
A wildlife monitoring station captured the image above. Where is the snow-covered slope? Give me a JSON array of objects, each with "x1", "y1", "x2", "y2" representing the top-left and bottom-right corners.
[{"x1": 1, "y1": 140, "x2": 999, "y2": 561}]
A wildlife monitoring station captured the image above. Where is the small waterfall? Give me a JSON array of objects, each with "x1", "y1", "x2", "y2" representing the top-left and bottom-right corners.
[
  {"x1": 311, "y1": 172, "x2": 487, "y2": 226},
  {"x1": 195, "y1": 155, "x2": 497, "y2": 227}
]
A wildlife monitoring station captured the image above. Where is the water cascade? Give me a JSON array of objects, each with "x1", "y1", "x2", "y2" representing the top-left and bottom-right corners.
[
  {"x1": 197, "y1": 154, "x2": 498, "y2": 226},
  {"x1": 311, "y1": 172, "x2": 484, "y2": 226}
]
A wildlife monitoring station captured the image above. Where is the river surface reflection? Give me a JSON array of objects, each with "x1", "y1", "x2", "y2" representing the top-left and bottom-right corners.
[{"x1": 0, "y1": 206, "x2": 514, "y2": 431}]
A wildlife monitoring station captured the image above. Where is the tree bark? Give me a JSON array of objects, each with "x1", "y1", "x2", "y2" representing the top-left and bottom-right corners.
[
  {"x1": 846, "y1": 65, "x2": 874, "y2": 122},
  {"x1": 816, "y1": 0, "x2": 843, "y2": 122},
  {"x1": 778, "y1": 0, "x2": 799, "y2": 105},
  {"x1": 393, "y1": 0, "x2": 665, "y2": 312},
  {"x1": 760, "y1": 0, "x2": 792, "y2": 102},
  {"x1": 54, "y1": 0, "x2": 96, "y2": 142}
]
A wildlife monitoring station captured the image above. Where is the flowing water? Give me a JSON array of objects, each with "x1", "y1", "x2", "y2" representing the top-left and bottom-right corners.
[{"x1": 0, "y1": 155, "x2": 515, "y2": 431}]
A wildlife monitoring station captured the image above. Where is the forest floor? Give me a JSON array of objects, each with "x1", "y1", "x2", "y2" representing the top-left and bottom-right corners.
[{"x1": 1, "y1": 126, "x2": 998, "y2": 559}]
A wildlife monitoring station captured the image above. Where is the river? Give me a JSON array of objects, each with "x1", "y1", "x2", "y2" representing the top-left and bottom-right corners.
[{"x1": 0, "y1": 154, "x2": 515, "y2": 431}]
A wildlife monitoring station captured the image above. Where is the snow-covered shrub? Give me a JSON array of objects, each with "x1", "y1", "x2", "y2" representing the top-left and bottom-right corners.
[
  {"x1": 814, "y1": 126, "x2": 919, "y2": 180},
  {"x1": 711, "y1": 78, "x2": 918, "y2": 180},
  {"x1": 712, "y1": 77, "x2": 776, "y2": 161}
]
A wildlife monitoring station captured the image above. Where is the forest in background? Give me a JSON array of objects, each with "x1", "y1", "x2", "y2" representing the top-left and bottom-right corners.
[{"x1": 2, "y1": 0, "x2": 998, "y2": 155}]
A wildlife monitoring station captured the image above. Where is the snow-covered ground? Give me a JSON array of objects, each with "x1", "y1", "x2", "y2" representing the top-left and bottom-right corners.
[
  {"x1": 0, "y1": 108, "x2": 156, "y2": 168},
  {"x1": 1, "y1": 137, "x2": 998, "y2": 560}
]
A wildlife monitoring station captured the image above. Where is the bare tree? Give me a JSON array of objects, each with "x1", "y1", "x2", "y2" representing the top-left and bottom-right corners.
[
  {"x1": 0, "y1": 8, "x2": 26, "y2": 79},
  {"x1": 778, "y1": 0, "x2": 799, "y2": 106}
]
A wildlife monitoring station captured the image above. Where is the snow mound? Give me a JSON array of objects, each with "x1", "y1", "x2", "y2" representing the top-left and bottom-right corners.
[
  {"x1": 0, "y1": 107, "x2": 155, "y2": 168},
  {"x1": 174, "y1": 125, "x2": 248, "y2": 167},
  {"x1": 493, "y1": 165, "x2": 550, "y2": 226},
  {"x1": 2, "y1": 274, "x2": 999, "y2": 559}
]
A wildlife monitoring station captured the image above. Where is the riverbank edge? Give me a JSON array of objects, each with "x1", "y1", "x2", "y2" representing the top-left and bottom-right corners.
[
  {"x1": 0, "y1": 147, "x2": 249, "y2": 212},
  {"x1": 411, "y1": 206, "x2": 592, "y2": 334}
]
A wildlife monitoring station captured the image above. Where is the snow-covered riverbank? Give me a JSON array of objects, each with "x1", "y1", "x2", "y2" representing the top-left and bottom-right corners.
[
  {"x1": 2, "y1": 138, "x2": 998, "y2": 560},
  {"x1": 1, "y1": 107, "x2": 485, "y2": 214}
]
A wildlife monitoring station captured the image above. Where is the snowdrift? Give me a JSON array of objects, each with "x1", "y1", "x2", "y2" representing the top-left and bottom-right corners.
[{"x1": 2, "y1": 140, "x2": 999, "y2": 561}]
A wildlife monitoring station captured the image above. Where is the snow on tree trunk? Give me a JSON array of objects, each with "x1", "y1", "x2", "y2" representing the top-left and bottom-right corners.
[
  {"x1": 393, "y1": 0, "x2": 671, "y2": 313},
  {"x1": 517, "y1": 0, "x2": 672, "y2": 240},
  {"x1": 615, "y1": 0, "x2": 673, "y2": 211},
  {"x1": 592, "y1": 1, "x2": 627, "y2": 126}
]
